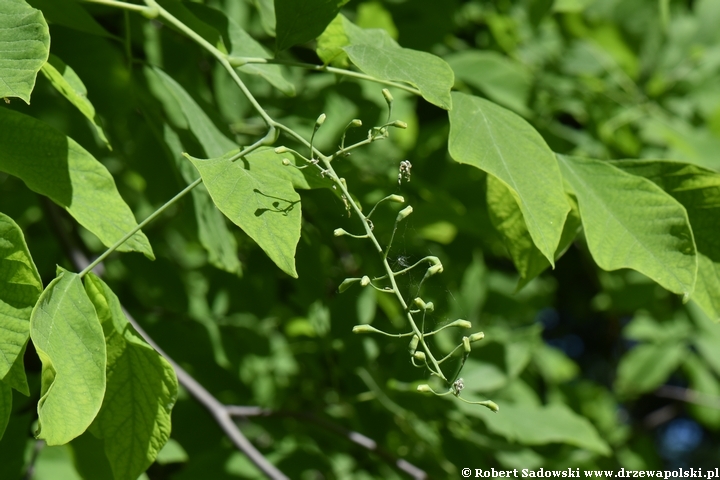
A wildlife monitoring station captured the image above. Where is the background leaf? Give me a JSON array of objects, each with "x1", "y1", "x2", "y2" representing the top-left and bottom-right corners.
[
  {"x1": 0, "y1": 212, "x2": 41, "y2": 393},
  {"x1": 85, "y1": 274, "x2": 177, "y2": 480},
  {"x1": 40, "y1": 54, "x2": 111, "y2": 149},
  {"x1": 615, "y1": 342, "x2": 685, "y2": 398},
  {"x1": 29, "y1": 269, "x2": 106, "y2": 445},
  {"x1": 0, "y1": 0, "x2": 50, "y2": 103},
  {"x1": 0, "y1": 108, "x2": 154, "y2": 259},
  {"x1": 274, "y1": 0, "x2": 349, "y2": 51},
  {"x1": 186, "y1": 150, "x2": 302, "y2": 278},
  {"x1": 558, "y1": 155, "x2": 697, "y2": 298},
  {"x1": 449, "y1": 92, "x2": 569, "y2": 263},
  {"x1": 0, "y1": 379, "x2": 10, "y2": 440}
]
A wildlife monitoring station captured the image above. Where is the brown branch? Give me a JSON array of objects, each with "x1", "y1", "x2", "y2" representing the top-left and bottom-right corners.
[{"x1": 226, "y1": 406, "x2": 428, "y2": 480}]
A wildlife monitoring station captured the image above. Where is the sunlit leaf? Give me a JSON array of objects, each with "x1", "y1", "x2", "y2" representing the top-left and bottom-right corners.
[
  {"x1": 84, "y1": 274, "x2": 177, "y2": 480},
  {"x1": 0, "y1": 0, "x2": 50, "y2": 103},
  {"x1": 449, "y1": 93, "x2": 569, "y2": 263},
  {"x1": 558, "y1": 155, "x2": 697, "y2": 298},
  {"x1": 30, "y1": 269, "x2": 106, "y2": 445},
  {"x1": 615, "y1": 342, "x2": 685, "y2": 398},
  {"x1": 186, "y1": 150, "x2": 302, "y2": 278},
  {"x1": 0, "y1": 212, "x2": 41, "y2": 395},
  {"x1": 0, "y1": 109, "x2": 154, "y2": 259}
]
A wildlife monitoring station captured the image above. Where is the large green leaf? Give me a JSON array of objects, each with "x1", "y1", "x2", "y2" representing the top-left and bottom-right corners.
[
  {"x1": 186, "y1": 150, "x2": 302, "y2": 278},
  {"x1": 446, "y1": 50, "x2": 532, "y2": 116},
  {"x1": 0, "y1": 109, "x2": 154, "y2": 259},
  {"x1": 274, "y1": 0, "x2": 349, "y2": 51},
  {"x1": 460, "y1": 402, "x2": 611, "y2": 455},
  {"x1": 163, "y1": 124, "x2": 241, "y2": 276},
  {"x1": 610, "y1": 160, "x2": 720, "y2": 319},
  {"x1": 449, "y1": 93, "x2": 569, "y2": 263},
  {"x1": 185, "y1": 3, "x2": 295, "y2": 96},
  {"x1": 26, "y1": 0, "x2": 112, "y2": 37},
  {"x1": 486, "y1": 175, "x2": 580, "y2": 289},
  {"x1": 40, "y1": 54, "x2": 111, "y2": 149},
  {"x1": 614, "y1": 341, "x2": 685, "y2": 398},
  {"x1": 30, "y1": 269, "x2": 106, "y2": 445},
  {"x1": 0, "y1": 379, "x2": 10, "y2": 440},
  {"x1": 0, "y1": 0, "x2": 49, "y2": 103},
  {"x1": 317, "y1": 15, "x2": 453, "y2": 109},
  {"x1": 0, "y1": 212, "x2": 41, "y2": 394},
  {"x1": 557, "y1": 155, "x2": 697, "y2": 298},
  {"x1": 84, "y1": 274, "x2": 177, "y2": 480}
]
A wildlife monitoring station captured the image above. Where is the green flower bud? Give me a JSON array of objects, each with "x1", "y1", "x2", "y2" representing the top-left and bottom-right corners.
[
  {"x1": 413, "y1": 351, "x2": 426, "y2": 362},
  {"x1": 382, "y1": 89, "x2": 393, "y2": 104},
  {"x1": 282, "y1": 158, "x2": 291, "y2": 166},
  {"x1": 417, "y1": 384, "x2": 432, "y2": 393},
  {"x1": 413, "y1": 297, "x2": 426, "y2": 309},
  {"x1": 334, "y1": 228, "x2": 347, "y2": 237},
  {"x1": 275, "y1": 146, "x2": 290, "y2": 154},
  {"x1": 481, "y1": 400, "x2": 500, "y2": 413},
  {"x1": 316, "y1": 113, "x2": 327, "y2": 126},
  {"x1": 389, "y1": 195, "x2": 405, "y2": 203},
  {"x1": 360, "y1": 276, "x2": 371, "y2": 286},
  {"x1": 408, "y1": 335, "x2": 419, "y2": 354},
  {"x1": 462, "y1": 336, "x2": 471, "y2": 353},
  {"x1": 447, "y1": 320, "x2": 472, "y2": 329},
  {"x1": 392, "y1": 120, "x2": 407, "y2": 129},
  {"x1": 338, "y1": 277, "x2": 360, "y2": 293},
  {"x1": 424, "y1": 302, "x2": 435, "y2": 312},
  {"x1": 352, "y1": 325, "x2": 381, "y2": 334},
  {"x1": 396, "y1": 206, "x2": 413, "y2": 222},
  {"x1": 427, "y1": 264, "x2": 443, "y2": 276},
  {"x1": 349, "y1": 119, "x2": 362, "y2": 128},
  {"x1": 469, "y1": 332, "x2": 485, "y2": 343}
]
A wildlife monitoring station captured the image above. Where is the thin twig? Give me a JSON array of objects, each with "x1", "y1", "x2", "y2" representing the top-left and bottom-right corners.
[
  {"x1": 655, "y1": 385, "x2": 720, "y2": 410},
  {"x1": 42, "y1": 202, "x2": 288, "y2": 480},
  {"x1": 226, "y1": 406, "x2": 428, "y2": 480}
]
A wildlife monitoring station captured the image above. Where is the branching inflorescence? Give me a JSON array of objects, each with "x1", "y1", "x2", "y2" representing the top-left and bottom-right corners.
[{"x1": 279, "y1": 90, "x2": 498, "y2": 413}]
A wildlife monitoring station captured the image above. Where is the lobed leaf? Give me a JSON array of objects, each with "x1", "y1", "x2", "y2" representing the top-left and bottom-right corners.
[
  {"x1": 449, "y1": 93, "x2": 569, "y2": 264},
  {"x1": 557, "y1": 155, "x2": 697, "y2": 298},
  {"x1": 274, "y1": 0, "x2": 349, "y2": 51},
  {"x1": 84, "y1": 274, "x2": 177, "y2": 480},
  {"x1": 40, "y1": 54, "x2": 111, "y2": 149},
  {"x1": 186, "y1": 150, "x2": 302, "y2": 278},
  {"x1": 0, "y1": 108, "x2": 155, "y2": 259},
  {"x1": 610, "y1": 160, "x2": 720, "y2": 320},
  {"x1": 0, "y1": 212, "x2": 42, "y2": 395},
  {"x1": 0, "y1": 0, "x2": 50, "y2": 103},
  {"x1": 30, "y1": 269, "x2": 106, "y2": 445}
]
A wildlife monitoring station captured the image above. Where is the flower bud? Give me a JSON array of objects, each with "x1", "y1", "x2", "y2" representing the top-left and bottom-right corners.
[
  {"x1": 389, "y1": 195, "x2": 405, "y2": 203},
  {"x1": 392, "y1": 120, "x2": 407, "y2": 129},
  {"x1": 349, "y1": 119, "x2": 362, "y2": 128},
  {"x1": 482, "y1": 400, "x2": 500, "y2": 413},
  {"x1": 382, "y1": 88, "x2": 393, "y2": 104},
  {"x1": 333, "y1": 228, "x2": 347, "y2": 237},
  {"x1": 360, "y1": 275, "x2": 370, "y2": 286},
  {"x1": 352, "y1": 325, "x2": 379, "y2": 334},
  {"x1": 462, "y1": 336, "x2": 471, "y2": 353},
  {"x1": 396, "y1": 206, "x2": 413, "y2": 222},
  {"x1": 447, "y1": 319, "x2": 472, "y2": 329},
  {"x1": 424, "y1": 302, "x2": 434, "y2": 312},
  {"x1": 338, "y1": 277, "x2": 360, "y2": 293},
  {"x1": 282, "y1": 158, "x2": 291, "y2": 166},
  {"x1": 275, "y1": 146, "x2": 290, "y2": 154},
  {"x1": 316, "y1": 113, "x2": 326, "y2": 126},
  {"x1": 427, "y1": 264, "x2": 443, "y2": 276},
  {"x1": 417, "y1": 384, "x2": 432, "y2": 393},
  {"x1": 413, "y1": 297, "x2": 426, "y2": 309},
  {"x1": 408, "y1": 335, "x2": 419, "y2": 354},
  {"x1": 413, "y1": 351, "x2": 426, "y2": 362},
  {"x1": 469, "y1": 332, "x2": 485, "y2": 343}
]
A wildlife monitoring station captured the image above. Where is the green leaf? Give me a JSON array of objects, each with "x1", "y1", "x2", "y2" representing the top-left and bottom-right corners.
[
  {"x1": 40, "y1": 54, "x2": 111, "y2": 149},
  {"x1": 487, "y1": 175, "x2": 581, "y2": 289},
  {"x1": 185, "y1": 3, "x2": 295, "y2": 96},
  {"x1": 344, "y1": 42, "x2": 453, "y2": 110},
  {"x1": 557, "y1": 155, "x2": 697, "y2": 298},
  {"x1": 0, "y1": 108, "x2": 155, "y2": 259},
  {"x1": 84, "y1": 274, "x2": 177, "y2": 480},
  {"x1": 446, "y1": 50, "x2": 532, "y2": 116},
  {"x1": 163, "y1": 124, "x2": 241, "y2": 276},
  {"x1": 532, "y1": 344, "x2": 580, "y2": 384},
  {"x1": 0, "y1": 0, "x2": 50, "y2": 103},
  {"x1": 150, "y1": 67, "x2": 236, "y2": 157},
  {"x1": 615, "y1": 342, "x2": 685, "y2": 398},
  {"x1": 610, "y1": 160, "x2": 720, "y2": 320},
  {"x1": 460, "y1": 402, "x2": 611, "y2": 455},
  {"x1": 0, "y1": 379, "x2": 10, "y2": 440},
  {"x1": 449, "y1": 93, "x2": 569, "y2": 263},
  {"x1": 26, "y1": 0, "x2": 112, "y2": 38},
  {"x1": 274, "y1": 0, "x2": 349, "y2": 51},
  {"x1": 30, "y1": 269, "x2": 106, "y2": 445},
  {"x1": 682, "y1": 352, "x2": 720, "y2": 429},
  {"x1": 186, "y1": 150, "x2": 302, "y2": 278},
  {"x1": 0, "y1": 212, "x2": 42, "y2": 394},
  {"x1": 250, "y1": 0, "x2": 275, "y2": 37}
]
